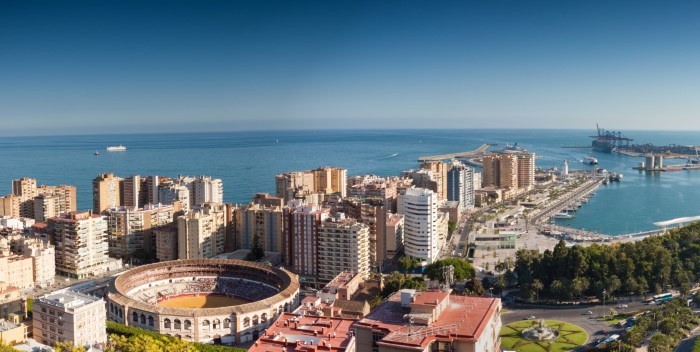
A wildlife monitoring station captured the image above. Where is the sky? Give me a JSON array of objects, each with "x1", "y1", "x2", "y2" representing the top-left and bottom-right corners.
[{"x1": 1, "y1": 0, "x2": 699, "y2": 136}]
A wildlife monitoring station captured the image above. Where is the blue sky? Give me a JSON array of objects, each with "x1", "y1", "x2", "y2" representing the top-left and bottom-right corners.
[{"x1": 1, "y1": 0, "x2": 699, "y2": 135}]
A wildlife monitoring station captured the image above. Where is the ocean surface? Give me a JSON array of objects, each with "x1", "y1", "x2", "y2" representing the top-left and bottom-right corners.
[{"x1": 2, "y1": 129, "x2": 700, "y2": 235}]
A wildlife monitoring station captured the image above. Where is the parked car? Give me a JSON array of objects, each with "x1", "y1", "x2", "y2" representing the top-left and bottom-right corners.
[
  {"x1": 584, "y1": 311, "x2": 593, "y2": 315},
  {"x1": 526, "y1": 315, "x2": 536, "y2": 320},
  {"x1": 617, "y1": 304, "x2": 628, "y2": 308}
]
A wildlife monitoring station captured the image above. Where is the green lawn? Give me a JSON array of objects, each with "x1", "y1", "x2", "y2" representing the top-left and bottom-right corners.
[{"x1": 499, "y1": 320, "x2": 588, "y2": 352}]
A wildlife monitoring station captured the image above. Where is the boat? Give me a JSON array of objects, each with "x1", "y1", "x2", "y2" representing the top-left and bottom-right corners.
[
  {"x1": 94, "y1": 150, "x2": 99, "y2": 156},
  {"x1": 107, "y1": 145, "x2": 127, "y2": 152},
  {"x1": 494, "y1": 143, "x2": 527, "y2": 154},
  {"x1": 583, "y1": 156, "x2": 598, "y2": 165},
  {"x1": 554, "y1": 213, "x2": 574, "y2": 219}
]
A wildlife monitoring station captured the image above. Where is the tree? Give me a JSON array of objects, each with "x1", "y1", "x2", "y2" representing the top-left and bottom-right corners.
[
  {"x1": 649, "y1": 333, "x2": 673, "y2": 352},
  {"x1": 53, "y1": 342, "x2": 86, "y2": 352},
  {"x1": 464, "y1": 278, "x2": 485, "y2": 296},
  {"x1": 570, "y1": 276, "x2": 589, "y2": 298},
  {"x1": 0, "y1": 339, "x2": 17, "y2": 352},
  {"x1": 550, "y1": 279, "x2": 565, "y2": 302},
  {"x1": 425, "y1": 258, "x2": 475, "y2": 283},
  {"x1": 493, "y1": 275, "x2": 507, "y2": 296},
  {"x1": 245, "y1": 234, "x2": 265, "y2": 261},
  {"x1": 398, "y1": 257, "x2": 418, "y2": 279},
  {"x1": 531, "y1": 279, "x2": 543, "y2": 302}
]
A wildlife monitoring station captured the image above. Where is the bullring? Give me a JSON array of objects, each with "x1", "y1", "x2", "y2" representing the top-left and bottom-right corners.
[{"x1": 106, "y1": 258, "x2": 300, "y2": 344}]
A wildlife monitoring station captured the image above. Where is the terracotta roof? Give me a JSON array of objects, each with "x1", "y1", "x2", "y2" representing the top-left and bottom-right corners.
[
  {"x1": 249, "y1": 313, "x2": 356, "y2": 352},
  {"x1": 332, "y1": 300, "x2": 367, "y2": 314},
  {"x1": 356, "y1": 291, "x2": 500, "y2": 349}
]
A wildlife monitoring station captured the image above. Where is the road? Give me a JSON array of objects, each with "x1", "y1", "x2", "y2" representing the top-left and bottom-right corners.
[{"x1": 502, "y1": 299, "x2": 651, "y2": 346}]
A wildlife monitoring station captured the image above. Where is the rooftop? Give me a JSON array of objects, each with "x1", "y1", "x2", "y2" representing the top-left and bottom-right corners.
[
  {"x1": 356, "y1": 290, "x2": 500, "y2": 349},
  {"x1": 249, "y1": 313, "x2": 356, "y2": 352},
  {"x1": 0, "y1": 320, "x2": 20, "y2": 332},
  {"x1": 37, "y1": 290, "x2": 103, "y2": 310}
]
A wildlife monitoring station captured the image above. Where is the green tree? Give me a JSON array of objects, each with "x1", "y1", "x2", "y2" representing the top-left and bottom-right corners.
[
  {"x1": 425, "y1": 258, "x2": 475, "y2": 283},
  {"x1": 244, "y1": 234, "x2": 265, "y2": 261},
  {"x1": 398, "y1": 257, "x2": 418, "y2": 279},
  {"x1": 531, "y1": 279, "x2": 543, "y2": 302}
]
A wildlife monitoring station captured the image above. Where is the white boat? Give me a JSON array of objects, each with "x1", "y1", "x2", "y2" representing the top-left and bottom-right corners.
[
  {"x1": 554, "y1": 213, "x2": 574, "y2": 219},
  {"x1": 583, "y1": 156, "x2": 598, "y2": 165},
  {"x1": 106, "y1": 145, "x2": 127, "y2": 152}
]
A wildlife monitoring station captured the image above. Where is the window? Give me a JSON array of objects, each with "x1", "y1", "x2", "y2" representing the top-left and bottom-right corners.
[
  {"x1": 212, "y1": 319, "x2": 220, "y2": 329},
  {"x1": 243, "y1": 317, "x2": 250, "y2": 328},
  {"x1": 223, "y1": 319, "x2": 231, "y2": 329},
  {"x1": 133, "y1": 312, "x2": 139, "y2": 322},
  {"x1": 252, "y1": 316, "x2": 258, "y2": 325},
  {"x1": 184, "y1": 320, "x2": 192, "y2": 330},
  {"x1": 140, "y1": 314, "x2": 146, "y2": 324},
  {"x1": 164, "y1": 319, "x2": 171, "y2": 329},
  {"x1": 174, "y1": 319, "x2": 181, "y2": 329},
  {"x1": 148, "y1": 316, "x2": 154, "y2": 326}
]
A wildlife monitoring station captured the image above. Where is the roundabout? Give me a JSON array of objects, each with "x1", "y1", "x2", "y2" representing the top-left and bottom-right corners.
[{"x1": 499, "y1": 319, "x2": 588, "y2": 352}]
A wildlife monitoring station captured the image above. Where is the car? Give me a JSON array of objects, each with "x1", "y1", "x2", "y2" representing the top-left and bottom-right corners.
[
  {"x1": 617, "y1": 304, "x2": 628, "y2": 308},
  {"x1": 584, "y1": 311, "x2": 593, "y2": 315},
  {"x1": 526, "y1": 315, "x2": 536, "y2": 320}
]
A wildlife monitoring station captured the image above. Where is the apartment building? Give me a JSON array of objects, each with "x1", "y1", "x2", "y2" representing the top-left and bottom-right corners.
[
  {"x1": 93, "y1": 173, "x2": 123, "y2": 214},
  {"x1": 447, "y1": 161, "x2": 475, "y2": 211},
  {"x1": 276, "y1": 167, "x2": 347, "y2": 202},
  {"x1": 234, "y1": 202, "x2": 284, "y2": 256},
  {"x1": 282, "y1": 202, "x2": 330, "y2": 277},
  {"x1": 177, "y1": 203, "x2": 226, "y2": 259},
  {"x1": 419, "y1": 161, "x2": 448, "y2": 200},
  {"x1": 105, "y1": 203, "x2": 179, "y2": 259},
  {"x1": 33, "y1": 291, "x2": 107, "y2": 347},
  {"x1": 318, "y1": 219, "x2": 370, "y2": 282},
  {"x1": 399, "y1": 188, "x2": 441, "y2": 264},
  {"x1": 48, "y1": 211, "x2": 110, "y2": 278}
]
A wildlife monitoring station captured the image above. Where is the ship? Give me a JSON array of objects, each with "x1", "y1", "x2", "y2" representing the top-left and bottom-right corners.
[
  {"x1": 583, "y1": 156, "x2": 598, "y2": 165},
  {"x1": 494, "y1": 143, "x2": 527, "y2": 154},
  {"x1": 590, "y1": 124, "x2": 633, "y2": 153},
  {"x1": 554, "y1": 213, "x2": 574, "y2": 219},
  {"x1": 107, "y1": 145, "x2": 127, "y2": 152}
]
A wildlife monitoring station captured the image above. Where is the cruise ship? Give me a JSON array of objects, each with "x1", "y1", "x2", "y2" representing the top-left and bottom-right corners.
[{"x1": 106, "y1": 145, "x2": 127, "y2": 152}]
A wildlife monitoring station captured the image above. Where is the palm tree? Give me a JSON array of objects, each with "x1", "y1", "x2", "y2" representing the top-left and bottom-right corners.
[{"x1": 532, "y1": 279, "x2": 544, "y2": 302}]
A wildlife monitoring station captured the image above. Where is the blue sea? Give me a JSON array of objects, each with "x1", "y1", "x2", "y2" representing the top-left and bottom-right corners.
[{"x1": 1, "y1": 129, "x2": 700, "y2": 235}]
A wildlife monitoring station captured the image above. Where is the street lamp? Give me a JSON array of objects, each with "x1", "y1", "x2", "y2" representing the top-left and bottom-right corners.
[
  {"x1": 603, "y1": 289, "x2": 607, "y2": 318},
  {"x1": 489, "y1": 287, "x2": 494, "y2": 298}
]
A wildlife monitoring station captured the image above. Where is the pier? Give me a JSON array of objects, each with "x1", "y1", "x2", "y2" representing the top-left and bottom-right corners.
[{"x1": 417, "y1": 144, "x2": 491, "y2": 161}]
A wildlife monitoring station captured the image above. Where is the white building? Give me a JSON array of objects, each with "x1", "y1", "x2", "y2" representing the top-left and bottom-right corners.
[
  {"x1": 20, "y1": 237, "x2": 56, "y2": 288},
  {"x1": 177, "y1": 203, "x2": 226, "y2": 259},
  {"x1": 48, "y1": 212, "x2": 111, "y2": 279},
  {"x1": 318, "y1": 219, "x2": 370, "y2": 282},
  {"x1": 399, "y1": 188, "x2": 440, "y2": 264},
  {"x1": 33, "y1": 291, "x2": 107, "y2": 348}
]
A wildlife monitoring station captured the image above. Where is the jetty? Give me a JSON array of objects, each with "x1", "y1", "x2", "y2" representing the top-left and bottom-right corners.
[{"x1": 417, "y1": 144, "x2": 491, "y2": 161}]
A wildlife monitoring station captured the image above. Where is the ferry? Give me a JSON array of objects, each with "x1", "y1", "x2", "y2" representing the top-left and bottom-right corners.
[
  {"x1": 94, "y1": 150, "x2": 99, "y2": 156},
  {"x1": 106, "y1": 145, "x2": 127, "y2": 152},
  {"x1": 583, "y1": 156, "x2": 598, "y2": 165},
  {"x1": 553, "y1": 213, "x2": 574, "y2": 219}
]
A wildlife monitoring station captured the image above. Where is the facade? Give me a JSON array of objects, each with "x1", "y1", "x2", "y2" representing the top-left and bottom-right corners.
[
  {"x1": 400, "y1": 169, "x2": 440, "y2": 198},
  {"x1": 356, "y1": 290, "x2": 502, "y2": 352},
  {"x1": 249, "y1": 312, "x2": 356, "y2": 352},
  {"x1": 276, "y1": 167, "x2": 347, "y2": 202},
  {"x1": 0, "y1": 320, "x2": 26, "y2": 345},
  {"x1": 105, "y1": 203, "x2": 179, "y2": 259},
  {"x1": 158, "y1": 184, "x2": 191, "y2": 212},
  {"x1": 106, "y1": 259, "x2": 300, "y2": 344},
  {"x1": 447, "y1": 162, "x2": 475, "y2": 211},
  {"x1": 481, "y1": 154, "x2": 536, "y2": 193},
  {"x1": 318, "y1": 219, "x2": 370, "y2": 282},
  {"x1": 48, "y1": 211, "x2": 111, "y2": 278},
  {"x1": 93, "y1": 173, "x2": 123, "y2": 214},
  {"x1": 400, "y1": 188, "x2": 441, "y2": 264},
  {"x1": 177, "y1": 203, "x2": 226, "y2": 259},
  {"x1": 419, "y1": 161, "x2": 448, "y2": 200},
  {"x1": 385, "y1": 214, "x2": 404, "y2": 260},
  {"x1": 0, "y1": 253, "x2": 33, "y2": 290},
  {"x1": 155, "y1": 226, "x2": 178, "y2": 261},
  {"x1": 33, "y1": 185, "x2": 77, "y2": 222},
  {"x1": 234, "y1": 202, "x2": 284, "y2": 255},
  {"x1": 517, "y1": 153, "x2": 536, "y2": 190},
  {"x1": 283, "y1": 203, "x2": 330, "y2": 277},
  {"x1": 19, "y1": 237, "x2": 56, "y2": 288},
  {"x1": 33, "y1": 291, "x2": 107, "y2": 347}
]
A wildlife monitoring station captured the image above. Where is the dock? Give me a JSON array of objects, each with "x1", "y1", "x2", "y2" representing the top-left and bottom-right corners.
[{"x1": 417, "y1": 144, "x2": 491, "y2": 161}]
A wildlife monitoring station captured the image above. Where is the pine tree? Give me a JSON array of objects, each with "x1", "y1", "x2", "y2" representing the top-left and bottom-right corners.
[{"x1": 245, "y1": 234, "x2": 265, "y2": 261}]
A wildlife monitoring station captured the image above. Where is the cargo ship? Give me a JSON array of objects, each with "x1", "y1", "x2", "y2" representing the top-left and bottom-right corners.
[{"x1": 591, "y1": 124, "x2": 632, "y2": 153}]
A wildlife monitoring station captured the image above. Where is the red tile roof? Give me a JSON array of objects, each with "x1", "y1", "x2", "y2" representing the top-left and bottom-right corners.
[{"x1": 249, "y1": 313, "x2": 356, "y2": 352}]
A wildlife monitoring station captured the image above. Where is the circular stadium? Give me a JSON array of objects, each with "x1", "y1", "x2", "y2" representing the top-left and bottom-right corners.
[{"x1": 106, "y1": 259, "x2": 300, "y2": 344}]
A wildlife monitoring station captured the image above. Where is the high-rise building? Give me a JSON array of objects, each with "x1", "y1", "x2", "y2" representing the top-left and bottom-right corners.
[
  {"x1": 481, "y1": 153, "x2": 536, "y2": 192},
  {"x1": 11, "y1": 177, "x2": 37, "y2": 200},
  {"x1": 234, "y1": 202, "x2": 284, "y2": 256},
  {"x1": 33, "y1": 185, "x2": 77, "y2": 222},
  {"x1": 158, "y1": 183, "x2": 190, "y2": 212},
  {"x1": 0, "y1": 240, "x2": 33, "y2": 290},
  {"x1": 399, "y1": 188, "x2": 440, "y2": 264},
  {"x1": 318, "y1": 219, "x2": 370, "y2": 282},
  {"x1": 447, "y1": 162, "x2": 475, "y2": 211},
  {"x1": 105, "y1": 203, "x2": 179, "y2": 259},
  {"x1": 172, "y1": 176, "x2": 223, "y2": 207},
  {"x1": 93, "y1": 173, "x2": 123, "y2": 214},
  {"x1": 283, "y1": 202, "x2": 330, "y2": 277},
  {"x1": 419, "y1": 161, "x2": 448, "y2": 200},
  {"x1": 276, "y1": 167, "x2": 347, "y2": 202},
  {"x1": 177, "y1": 203, "x2": 226, "y2": 259},
  {"x1": 385, "y1": 214, "x2": 404, "y2": 260},
  {"x1": 517, "y1": 153, "x2": 536, "y2": 190},
  {"x1": 154, "y1": 226, "x2": 178, "y2": 261},
  {"x1": 48, "y1": 211, "x2": 110, "y2": 278},
  {"x1": 33, "y1": 291, "x2": 107, "y2": 348},
  {"x1": 400, "y1": 169, "x2": 441, "y2": 199}
]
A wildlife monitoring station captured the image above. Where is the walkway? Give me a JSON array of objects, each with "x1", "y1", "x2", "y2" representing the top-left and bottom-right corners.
[{"x1": 417, "y1": 144, "x2": 491, "y2": 161}]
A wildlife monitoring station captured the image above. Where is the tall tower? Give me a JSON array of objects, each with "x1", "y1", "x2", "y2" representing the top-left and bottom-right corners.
[
  {"x1": 400, "y1": 188, "x2": 440, "y2": 264},
  {"x1": 93, "y1": 173, "x2": 123, "y2": 214}
]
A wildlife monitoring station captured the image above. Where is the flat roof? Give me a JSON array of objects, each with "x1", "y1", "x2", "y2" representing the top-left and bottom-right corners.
[
  {"x1": 38, "y1": 290, "x2": 103, "y2": 310},
  {"x1": 357, "y1": 291, "x2": 500, "y2": 349}
]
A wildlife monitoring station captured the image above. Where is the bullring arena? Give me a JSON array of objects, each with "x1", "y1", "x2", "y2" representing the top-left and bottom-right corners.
[{"x1": 107, "y1": 259, "x2": 300, "y2": 344}]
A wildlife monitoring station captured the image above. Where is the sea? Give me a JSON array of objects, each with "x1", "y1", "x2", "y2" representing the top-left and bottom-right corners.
[{"x1": 2, "y1": 128, "x2": 700, "y2": 236}]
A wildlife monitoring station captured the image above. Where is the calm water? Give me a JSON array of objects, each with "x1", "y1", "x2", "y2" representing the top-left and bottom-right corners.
[{"x1": 1, "y1": 129, "x2": 700, "y2": 235}]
